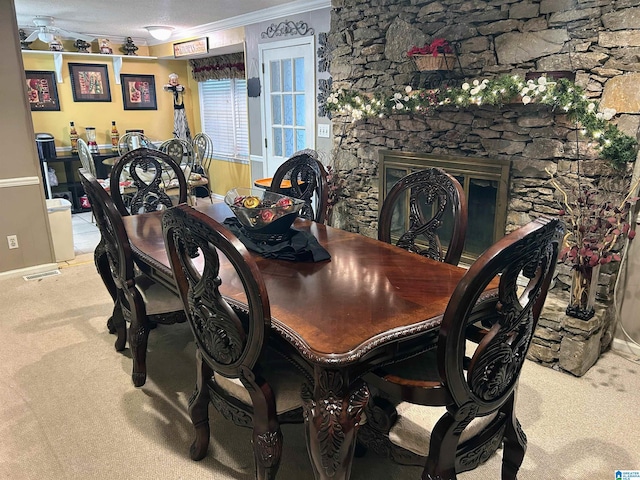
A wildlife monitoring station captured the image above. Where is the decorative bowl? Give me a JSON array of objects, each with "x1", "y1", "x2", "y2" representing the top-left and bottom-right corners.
[{"x1": 224, "y1": 187, "x2": 305, "y2": 240}]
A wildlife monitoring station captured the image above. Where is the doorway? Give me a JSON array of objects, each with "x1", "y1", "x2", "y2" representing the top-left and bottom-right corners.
[{"x1": 259, "y1": 37, "x2": 316, "y2": 178}]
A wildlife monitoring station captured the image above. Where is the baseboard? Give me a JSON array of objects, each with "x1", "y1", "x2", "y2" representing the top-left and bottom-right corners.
[
  {"x1": 0, "y1": 263, "x2": 59, "y2": 280},
  {"x1": 611, "y1": 338, "x2": 640, "y2": 358}
]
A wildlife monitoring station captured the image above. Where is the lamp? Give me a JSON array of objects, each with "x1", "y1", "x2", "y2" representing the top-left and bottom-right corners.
[
  {"x1": 145, "y1": 26, "x2": 174, "y2": 41},
  {"x1": 38, "y1": 31, "x2": 54, "y2": 43}
]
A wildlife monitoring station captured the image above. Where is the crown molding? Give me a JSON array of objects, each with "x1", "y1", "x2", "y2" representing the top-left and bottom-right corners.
[{"x1": 148, "y1": 0, "x2": 331, "y2": 45}]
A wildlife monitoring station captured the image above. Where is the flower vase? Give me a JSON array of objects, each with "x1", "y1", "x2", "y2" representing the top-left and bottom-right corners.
[{"x1": 566, "y1": 264, "x2": 600, "y2": 320}]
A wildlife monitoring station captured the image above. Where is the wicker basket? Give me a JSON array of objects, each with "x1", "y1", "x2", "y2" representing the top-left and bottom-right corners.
[{"x1": 412, "y1": 54, "x2": 455, "y2": 71}]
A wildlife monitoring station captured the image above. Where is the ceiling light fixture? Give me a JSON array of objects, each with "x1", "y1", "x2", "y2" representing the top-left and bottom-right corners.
[
  {"x1": 38, "y1": 32, "x2": 54, "y2": 43},
  {"x1": 145, "y1": 26, "x2": 174, "y2": 41}
]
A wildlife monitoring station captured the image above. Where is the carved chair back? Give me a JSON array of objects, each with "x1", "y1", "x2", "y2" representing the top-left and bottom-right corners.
[
  {"x1": 190, "y1": 132, "x2": 213, "y2": 201},
  {"x1": 269, "y1": 149, "x2": 329, "y2": 223},
  {"x1": 378, "y1": 167, "x2": 467, "y2": 265},
  {"x1": 163, "y1": 204, "x2": 271, "y2": 378},
  {"x1": 117, "y1": 132, "x2": 156, "y2": 155},
  {"x1": 81, "y1": 167, "x2": 184, "y2": 387},
  {"x1": 362, "y1": 216, "x2": 563, "y2": 479},
  {"x1": 162, "y1": 204, "x2": 306, "y2": 477},
  {"x1": 110, "y1": 147, "x2": 187, "y2": 216},
  {"x1": 77, "y1": 138, "x2": 97, "y2": 177},
  {"x1": 192, "y1": 132, "x2": 213, "y2": 172}
]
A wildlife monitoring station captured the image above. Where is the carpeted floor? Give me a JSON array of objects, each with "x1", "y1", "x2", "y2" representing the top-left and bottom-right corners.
[{"x1": 0, "y1": 260, "x2": 638, "y2": 479}]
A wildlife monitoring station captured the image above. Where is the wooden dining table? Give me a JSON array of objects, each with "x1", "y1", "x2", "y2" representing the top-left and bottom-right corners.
[{"x1": 122, "y1": 202, "x2": 491, "y2": 480}]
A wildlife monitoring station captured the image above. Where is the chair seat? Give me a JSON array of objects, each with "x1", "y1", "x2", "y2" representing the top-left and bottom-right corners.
[
  {"x1": 214, "y1": 349, "x2": 305, "y2": 415},
  {"x1": 135, "y1": 274, "x2": 184, "y2": 316},
  {"x1": 389, "y1": 402, "x2": 498, "y2": 457}
]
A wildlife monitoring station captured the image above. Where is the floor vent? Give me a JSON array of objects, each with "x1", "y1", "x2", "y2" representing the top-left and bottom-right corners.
[{"x1": 23, "y1": 270, "x2": 61, "y2": 281}]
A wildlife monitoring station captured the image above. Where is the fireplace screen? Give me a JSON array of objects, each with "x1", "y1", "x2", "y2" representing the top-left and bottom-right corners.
[{"x1": 379, "y1": 151, "x2": 510, "y2": 264}]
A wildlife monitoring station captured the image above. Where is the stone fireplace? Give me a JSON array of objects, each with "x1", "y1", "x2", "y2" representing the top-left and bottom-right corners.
[{"x1": 326, "y1": 0, "x2": 640, "y2": 375}]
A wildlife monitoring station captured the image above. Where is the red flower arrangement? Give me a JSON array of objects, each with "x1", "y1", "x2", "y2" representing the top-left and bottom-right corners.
[
  {"x1": 407, "y1": 38, "x2": 452, "y2": 57},
  {"x1": 547, "y1": 169, "x2": 639, "y2": 268}
]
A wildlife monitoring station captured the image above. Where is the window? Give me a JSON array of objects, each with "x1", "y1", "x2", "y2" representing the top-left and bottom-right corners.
[{"x1": 199, "y1": 79, "x2": 249, "y2": 162}]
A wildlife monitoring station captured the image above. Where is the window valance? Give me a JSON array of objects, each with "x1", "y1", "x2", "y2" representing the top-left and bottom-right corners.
[{"x1": 189, "y1": 53, "x2": 245, "y2": 82}]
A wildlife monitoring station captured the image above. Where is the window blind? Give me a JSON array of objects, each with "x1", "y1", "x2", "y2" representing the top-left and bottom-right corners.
[{"x1": 199, "y1": 79, "x2": 249, "y2": 162}]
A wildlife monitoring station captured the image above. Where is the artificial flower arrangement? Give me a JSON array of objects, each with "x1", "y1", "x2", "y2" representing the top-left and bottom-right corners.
[
  {"x1": 325, "y1": 74, "x2": 638, "y2": 169},
  {"x1": 548, "y1": 169, "x2": 639, "y2": 267},
  {"x1": 547, "y1": 167, "x2": 639, "y2": 318},
  {"x1": 406, "y1": 38, "x2": 453, "y2": 57}
]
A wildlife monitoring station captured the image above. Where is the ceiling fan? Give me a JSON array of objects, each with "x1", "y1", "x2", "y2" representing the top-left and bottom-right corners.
[{"x1": 23, "y1": 16, "x2": 95, "y2": 44}]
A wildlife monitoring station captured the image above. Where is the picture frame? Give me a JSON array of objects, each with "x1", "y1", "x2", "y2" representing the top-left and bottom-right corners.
[
  {"x1": 25, "y1": 70, "x2": 60, "y2": 111},
  {"x1": 120, "y1": 74, "x2": 157, "y2": 110},
  {"x1": 68, "y1": 63, "x2": 111, "y2": 102}
]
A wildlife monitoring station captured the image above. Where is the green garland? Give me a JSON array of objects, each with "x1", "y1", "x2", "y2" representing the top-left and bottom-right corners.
[{"x1": 326, "y1": 75, "x2": 638, "y2": 169}]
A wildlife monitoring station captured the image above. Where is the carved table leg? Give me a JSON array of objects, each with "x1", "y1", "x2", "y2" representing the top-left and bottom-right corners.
[{"x1": 302, "y1": 367, "x2": 369, "y2": 480}]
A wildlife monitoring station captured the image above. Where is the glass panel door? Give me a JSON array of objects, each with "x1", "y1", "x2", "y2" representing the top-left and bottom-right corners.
[{"x1": 260, "y1": 38, "x2": 315, "y2": 178}]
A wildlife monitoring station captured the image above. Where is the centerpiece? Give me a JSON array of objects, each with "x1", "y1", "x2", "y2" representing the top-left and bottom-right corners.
[{"x1": 225, "y1": 187, "x2": 305, "y2": 242}]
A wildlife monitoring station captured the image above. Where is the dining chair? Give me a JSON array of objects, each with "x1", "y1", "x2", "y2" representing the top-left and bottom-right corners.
[
  {"x1": 378, "y1": 167, "x2": 468, "y2": 265},
  {"x1": 359, "y1": 216, "x2": 563, "y2": 480},
  {"x1": 191, "y1": 132, "x2": 213, "y2": 201},
  {"x1": 77, "y1": 138, "x2": 98, "y2": 221},
  {"x1": 268, "y1": 149, "x2": 329, "y2": 223},
  {"x1": 79, "y1": 168, "x2": 185, "y2": 387},
  {"x1": 159, "y1": 138, "x2": 194, "y2": 169},
  {"x1": 159, "y1": 137, "x2": 206, "y2": 204},
  {"x1": 110, "y1": 147, "x2": 188, "y2": 216},
  {"x1": 77, "y1": 138, "x2": 97, "y2": 177},
  {"x1": 117, "y1": 132, "x2": 156, "y2": 155},
  {"x1": 162, "y1": 204, "x2": 308, "y2": 478}
]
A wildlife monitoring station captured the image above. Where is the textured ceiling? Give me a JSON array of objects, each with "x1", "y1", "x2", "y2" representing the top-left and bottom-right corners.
[{"x1": 14, "y1": 0, "x2": 311, "y2": 45}]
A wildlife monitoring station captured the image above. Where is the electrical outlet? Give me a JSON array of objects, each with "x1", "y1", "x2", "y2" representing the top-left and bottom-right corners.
[
  {"x1": 7, "y1": 235, "x2": 18, "y2": 249},
  {"x1": 318, "y1": 124, "x2": 330, "y2": 138}
]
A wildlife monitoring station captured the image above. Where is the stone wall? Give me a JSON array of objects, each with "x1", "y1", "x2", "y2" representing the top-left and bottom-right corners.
[{"x1": 326, "y1": 0, "x2": 640, "y2": 373}]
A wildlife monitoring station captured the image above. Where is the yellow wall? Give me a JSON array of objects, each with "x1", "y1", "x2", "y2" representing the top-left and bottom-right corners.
[
  {"x1": 208, "y1": 159, "x2": 251, "y2": 195},
  {"x1": 23, "y1": 50, "x2": 194, "y2": 149},
  {"x1": 23, "y1": 41, "x2": 251, "y2": 197}
]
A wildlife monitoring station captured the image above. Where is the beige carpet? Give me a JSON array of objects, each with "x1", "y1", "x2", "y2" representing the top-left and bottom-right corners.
[{"x1": 0, "y1": 260, "x2": 638, "y2": 479}]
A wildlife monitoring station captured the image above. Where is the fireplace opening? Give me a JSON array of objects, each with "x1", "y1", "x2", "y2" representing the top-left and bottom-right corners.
[{"x1": 378, "y1": 150, "x2": 511, "y2": 264}]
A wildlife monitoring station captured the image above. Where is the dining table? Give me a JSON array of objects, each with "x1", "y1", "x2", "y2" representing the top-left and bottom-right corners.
[{"x1": 121, "y1": 201, "x2": 496, "y2": 480}]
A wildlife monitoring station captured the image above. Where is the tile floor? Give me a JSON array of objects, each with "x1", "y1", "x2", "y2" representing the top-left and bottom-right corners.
[
  {"x1": 58, "y1": 211, "x2": 101, "y2": 268},
  {"x1": 72, "y1": 211, "x2": 100, "y2": 255}
]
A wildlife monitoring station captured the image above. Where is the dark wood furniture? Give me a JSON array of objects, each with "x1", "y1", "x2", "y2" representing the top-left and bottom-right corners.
[
  {"x1": 45, "y1": 152, "x2": 113, "y2": 212},
  {"x1": 360, "y1": 216, "x2": 563, "y2": 479},
  {"x1": 163, "y1": 205, "x2": 308, "y2": 478},
  {"x1": 79, "y1": 168, "x2": 185, "y2": 387},
  {"x1": 378, "y1": 167, "x2": 468, "y2": 265},
  {"x1": 268, "y1": 149, "x2": 329, "y2": 223},
  {"x1": 378, "y1": 150, "x2": 511, "y2": 264},
  {"x1": 120, "y1": 202, "x2": 503, "y2": 480},
  {"x1": 110, "y1": 147, "x2": 188, "y2": 216}
]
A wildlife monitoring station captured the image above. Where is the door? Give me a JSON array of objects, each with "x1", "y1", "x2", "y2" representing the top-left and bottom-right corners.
[{"x1": 260, "y1": 37, "x2": 315, "y2": 178}]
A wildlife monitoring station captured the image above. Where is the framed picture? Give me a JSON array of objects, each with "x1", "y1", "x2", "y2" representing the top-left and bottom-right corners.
[
  {"x1": 68, "y1": 63, "x2": 111, "y2": 102},
  {"x1": 120, "y1": 74, "x2": 157, "y2": 110},
  {"x1": 25, "y1": 70, "x2": 60, "y2": 111}
]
